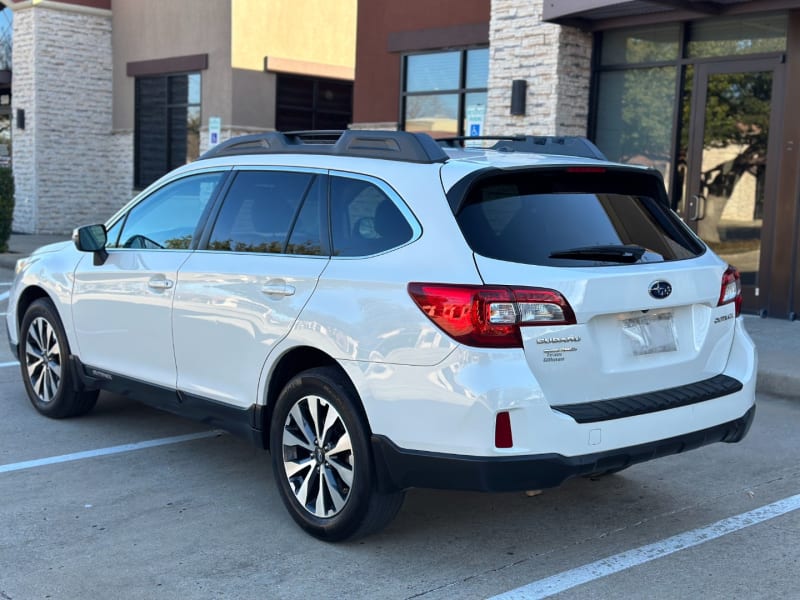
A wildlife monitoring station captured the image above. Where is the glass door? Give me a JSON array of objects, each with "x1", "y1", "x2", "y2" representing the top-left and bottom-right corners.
[{"x1": 683, "y1": 59, "x2": 783, "y2": 313}]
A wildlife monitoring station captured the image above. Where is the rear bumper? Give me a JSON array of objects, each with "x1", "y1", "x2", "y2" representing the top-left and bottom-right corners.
[{"x1": 371, "y1": 405, "x2": 755, "y2": 493}]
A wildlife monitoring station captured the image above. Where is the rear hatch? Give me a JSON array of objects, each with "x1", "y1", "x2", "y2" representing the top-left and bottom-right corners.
[{"x1": 449, "y1": 163, "x2": 739, "y2": 404}]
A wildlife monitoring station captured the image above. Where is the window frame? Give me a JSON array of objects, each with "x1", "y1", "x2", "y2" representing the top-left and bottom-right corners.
[
  {"x1": 134, "y1": 71, "x2": 202, "y2": 190},
  {"x1": 399, "y1": 47, "x2": 489, "y2": 138}
]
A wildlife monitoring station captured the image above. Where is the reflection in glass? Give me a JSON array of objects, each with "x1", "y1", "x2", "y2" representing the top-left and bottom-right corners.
[
  {"x1": 601, "y1": 24, "x2": 680, "y2": 65},
  {"x1": 404, "y1": 94, "x2": 458, "y2": 137},
  {"x1": 696, "y1": 71, "x2": 772, "y2": 286},
  {"x1": 594, "y1": 67, "x2": 677, "y2": 191},
  {"x1": 466, "y1": 48, "x2": 489, "y2": 89},
  {"x1": 405, "y1": 52, "x2": 460, "y2": 92},
  {"x1": 688, "y1": 14, "x2": 787, "y2": 58},
  {"x1": 188, "y1": 73, "x2": 201, "y2": 104}
]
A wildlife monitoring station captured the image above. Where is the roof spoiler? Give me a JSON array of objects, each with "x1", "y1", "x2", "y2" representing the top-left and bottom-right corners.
[{"x1": 437, "y1": 135, "x2": 607, "y2": 160}]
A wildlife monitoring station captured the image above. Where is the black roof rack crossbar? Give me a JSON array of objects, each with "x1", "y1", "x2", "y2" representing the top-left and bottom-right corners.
[
  {"x1": 200, "y1": 130, "x2": 449, "y2": 164},
  {"x1": 437, "y1": 135, "x2": 607, "y2": 160}
]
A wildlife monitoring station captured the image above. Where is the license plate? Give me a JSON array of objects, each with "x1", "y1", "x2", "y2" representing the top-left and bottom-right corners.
[{"x1": 621, "y1": 312, "x2": 677, "y2": 356}]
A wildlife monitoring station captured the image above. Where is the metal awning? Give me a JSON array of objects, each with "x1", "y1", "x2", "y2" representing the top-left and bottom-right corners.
[{"x1": 542, "y1": 0, "x2": 796, "y2": 29}]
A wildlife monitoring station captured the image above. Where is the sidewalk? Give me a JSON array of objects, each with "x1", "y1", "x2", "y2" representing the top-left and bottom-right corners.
[{"x1": 1, "y1": 233, "x2": 798, "y2": 399}]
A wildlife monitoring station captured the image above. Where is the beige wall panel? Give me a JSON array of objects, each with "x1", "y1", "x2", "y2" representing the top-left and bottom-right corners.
[{"x1": 232, "y1": 0, "x2": 356, "y2": 73}]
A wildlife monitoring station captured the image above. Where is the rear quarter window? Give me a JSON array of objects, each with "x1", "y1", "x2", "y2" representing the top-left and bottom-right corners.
[{"x1": 455, "y1": 168, "x2": 703, "y2": 267}]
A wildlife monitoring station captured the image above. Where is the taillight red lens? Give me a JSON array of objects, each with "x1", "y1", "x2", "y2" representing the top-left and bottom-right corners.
[
  {"x1": 495, "y1": 411, "x2": 513, "y2": 448},
  {"x1": 718, "y1": 265, "x2": 742, "y2": 317},
  {"x1": 407, "y1": 283, "x2": 576, "y2": 348}
]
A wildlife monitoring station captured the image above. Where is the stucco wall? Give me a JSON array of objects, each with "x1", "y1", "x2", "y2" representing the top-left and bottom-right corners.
[
  {"x1": 111, "y1": 0, "x2": 233, "y2": 132},
  {"x1": 232, "y1": 0, "x2": 356, "y2": 76}
]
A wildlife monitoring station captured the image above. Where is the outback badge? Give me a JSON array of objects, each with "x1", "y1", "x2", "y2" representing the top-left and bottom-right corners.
[{"x1": 649, "y1": 280, "x2": 672, "y2": 300}]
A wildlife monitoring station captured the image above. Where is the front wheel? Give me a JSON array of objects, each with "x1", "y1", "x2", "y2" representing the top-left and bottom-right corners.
[
  {"x1": 270, "y1": 367, "x2": 404, "y2": 541},
  {"x1": 19, "y1": 298, "x2": 99, "y2": 418}
]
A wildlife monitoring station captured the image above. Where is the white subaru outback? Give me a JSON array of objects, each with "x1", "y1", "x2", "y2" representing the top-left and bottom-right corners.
[{"x1": 7, "y1": 131, "x2": 756, "y2": 541}]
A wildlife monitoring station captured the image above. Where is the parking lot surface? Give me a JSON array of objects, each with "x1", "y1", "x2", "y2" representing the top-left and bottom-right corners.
[{"x1": 1, "y1": 267, "x2": 798, "y2": 600}]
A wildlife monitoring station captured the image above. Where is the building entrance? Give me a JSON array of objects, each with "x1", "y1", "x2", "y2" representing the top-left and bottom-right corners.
[{"x1": 681, "y1": 58, "x2": 784, "y2": 314}]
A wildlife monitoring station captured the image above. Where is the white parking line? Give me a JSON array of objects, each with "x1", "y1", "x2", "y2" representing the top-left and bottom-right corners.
[
  {"x1": 0, "y1": 282, "x2": 12, "y2": 287},
  {"x1": 0, "y1": 291, "x2": 9, "y2": 302},
  {"x1": 0, "y1": 361, "x2": 19, "y2": 368},
  {"x1": 0, "y1": 430, "x2": 225, "y2": 474},
  {"x1": 490, "y1": 492, "x2": 800, "y2": 599}
]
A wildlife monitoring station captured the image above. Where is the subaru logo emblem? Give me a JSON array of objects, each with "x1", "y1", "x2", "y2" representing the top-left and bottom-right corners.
[{"x1": 649, "y1": 280, "x2": 672, "y2": 300}]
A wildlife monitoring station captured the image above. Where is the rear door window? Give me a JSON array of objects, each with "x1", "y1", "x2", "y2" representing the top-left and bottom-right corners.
[
  {"x1": 207, "y1": 170, "x2": 324, "y2": 255},
  {"x1": 455, "y1": 168, "x2": 703, "y2": 266}
]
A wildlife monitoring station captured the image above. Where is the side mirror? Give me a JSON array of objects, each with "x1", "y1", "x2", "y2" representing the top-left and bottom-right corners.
[{"x1": 72, "y1": 224, "x2": 109, "y2": 265}]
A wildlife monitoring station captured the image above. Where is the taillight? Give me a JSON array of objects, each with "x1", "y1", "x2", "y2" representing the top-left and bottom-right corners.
[
  {"x1": 495, "y1": 412, "x2": 513, "y2": 448},
  {"x1": 407, "y1": 283, "x2": 576, "y2": 348},
  {"x1": 718, "y1": 265, "x2": 742, "y2": 317}
]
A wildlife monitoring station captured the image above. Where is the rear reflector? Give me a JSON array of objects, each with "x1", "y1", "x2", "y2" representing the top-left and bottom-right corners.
[
  {"x1": 407, "y1": 283, "x2": 576, "y2": 348},
  {"x1": 495, "y1": 412, "x2": 513, "y2": 448}
]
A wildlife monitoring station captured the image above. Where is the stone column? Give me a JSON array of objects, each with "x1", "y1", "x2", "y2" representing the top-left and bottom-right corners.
[
  {"x1": 486, "y1": 0, "x2": 592, "y2": 137},
  {"x1": 12, "y1": 2, "x2": 129, "y2": 234}
]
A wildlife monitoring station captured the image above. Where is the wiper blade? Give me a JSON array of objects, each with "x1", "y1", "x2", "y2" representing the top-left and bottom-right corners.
[{"x1": 549, "y1": 244, "x2": 647, "y2": 263}]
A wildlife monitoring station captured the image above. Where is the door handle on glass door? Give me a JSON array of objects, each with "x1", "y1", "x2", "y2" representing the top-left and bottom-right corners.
[{"x1": 689, "y1": 194, "x2": 706, "y2": 221}]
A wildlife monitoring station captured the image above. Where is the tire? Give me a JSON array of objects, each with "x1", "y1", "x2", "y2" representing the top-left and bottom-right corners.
[
  {"x1": 270, "y1": 366, "x2": 405, "y2": 541},
  {"x1": 19, "y1": 298, "x2": 99, "y2": 418}
]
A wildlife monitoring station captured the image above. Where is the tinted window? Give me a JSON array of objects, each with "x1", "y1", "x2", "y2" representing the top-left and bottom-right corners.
[
  {"x1": 208, "y1": 170, "x2": 321, "y2": 255},
  {"x1": 330, "y1": 177, "x2": 413, "y2": 257},
  {"x1": 114, "y1": 172, "x2": 223, "y2": 250},
  {"x1": 455, "y1": 170, "x2": 703, "y2": 267}
]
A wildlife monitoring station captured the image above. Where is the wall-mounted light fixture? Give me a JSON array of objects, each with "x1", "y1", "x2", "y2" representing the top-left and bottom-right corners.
[{"x1": 510, "y1": 80, "x2": 527, "y2": 116}]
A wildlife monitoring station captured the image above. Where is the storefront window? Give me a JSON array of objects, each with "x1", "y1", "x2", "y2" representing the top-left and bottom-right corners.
[
  {"x1": 135, "y1": 72, "x2": 201, "y2": 189},
  {"x1": 600, "y1": 24, "x2": 680, "y2": 65},
  {"x1": 688, "y1": 14, "x2": 787, "y2": 58},
  {"x1": 594, "y1": 67, "x2": 677, "y2": 190},
  {"x1": 402, "y1": 48, "x2": 488, "y2": 138}
]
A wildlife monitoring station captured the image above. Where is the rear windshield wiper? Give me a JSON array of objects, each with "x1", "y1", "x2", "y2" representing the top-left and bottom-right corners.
[{"x1": 549, "y1": 244, "x2": 647, "y2": 263}]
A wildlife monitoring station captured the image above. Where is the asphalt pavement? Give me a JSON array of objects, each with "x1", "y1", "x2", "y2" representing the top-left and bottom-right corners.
[{"x1": 1, "y1": 232, "x2": 797, "y2": 400}]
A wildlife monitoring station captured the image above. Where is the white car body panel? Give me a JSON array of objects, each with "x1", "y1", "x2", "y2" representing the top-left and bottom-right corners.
[
  {"x1": 71, "y1": 249, "x2": 192, "y2": 388},
  {"x1": 173, "y1": 251, "x2": 329, "y2": 407}
]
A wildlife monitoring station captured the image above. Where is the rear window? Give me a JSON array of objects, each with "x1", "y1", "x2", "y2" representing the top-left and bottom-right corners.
[{"x1": 454, "y1": 169, "x2": 703, "y2": 267}]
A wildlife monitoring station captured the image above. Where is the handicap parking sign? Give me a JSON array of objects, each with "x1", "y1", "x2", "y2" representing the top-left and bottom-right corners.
[{"x1": 470, "y1": 124, "x2": 481, "y2": 136}]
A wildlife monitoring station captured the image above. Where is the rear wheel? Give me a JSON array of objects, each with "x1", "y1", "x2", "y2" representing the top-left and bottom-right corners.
[
  {"x1": 270, "y1": 367, "x2": 404, "y2": 541},
  {"x1": 19, "y1": 299, "x2": 98, "y2": 418}
]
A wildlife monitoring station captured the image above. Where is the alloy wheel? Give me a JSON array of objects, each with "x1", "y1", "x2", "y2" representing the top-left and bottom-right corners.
[
  {"x1": 282, "y1": 394, "x2": 355, "y2": 518},
  {"x1": 25, "y1": 316, "x2": 62, "y2": 404}
]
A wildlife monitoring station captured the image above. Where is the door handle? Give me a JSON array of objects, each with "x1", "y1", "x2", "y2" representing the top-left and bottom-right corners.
[
  {"x1": 147, "y1": 277, "x2": 174, "y2": 290},
  {"x1": 261, "y1": 282, "x2": 296, "y2": 297},
  {"x1": 688, "y1": 194, "x2": 706, "y2": 221}
]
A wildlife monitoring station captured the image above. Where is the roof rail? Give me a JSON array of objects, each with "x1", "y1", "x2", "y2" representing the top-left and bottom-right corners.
[
  {"x1": 199, "y1": 130, "x2": 449, "y2": 164},
  {"x1": 437, "y1": 135, "x2": 607, "y2": 160}
]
